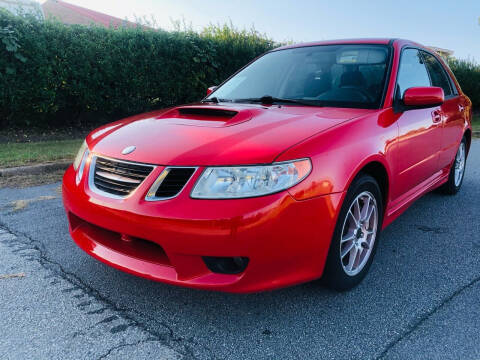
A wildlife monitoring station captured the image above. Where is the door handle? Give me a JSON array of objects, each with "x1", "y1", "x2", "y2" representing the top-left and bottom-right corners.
[
  {"x1": 431, "y1": 110, "x2": 442, "y2": 123},
  {"x1": 458, "y1": 105, "x2": 464, "y2": 112}
]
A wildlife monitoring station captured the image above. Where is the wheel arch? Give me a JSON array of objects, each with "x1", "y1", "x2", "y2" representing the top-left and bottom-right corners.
[{"x1": 347, "y1": 157, "x2": 390, "y2": 211}]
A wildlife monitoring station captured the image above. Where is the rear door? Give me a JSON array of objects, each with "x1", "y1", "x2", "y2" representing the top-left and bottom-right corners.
[
  {"x1": 392, "y1": 48, "x2": 443, "y2": 201},
  {"x1": 421, "y1": 51, "x2": 464, "y2": 170}
]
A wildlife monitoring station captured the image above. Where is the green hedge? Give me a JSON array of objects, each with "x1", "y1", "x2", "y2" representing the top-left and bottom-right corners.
[
  {"x1": 447, "y1": 57, "x2": 480, "y2": 111},
  {"x1": 0, "y1": 11, "x2": 275, "y2": 128},
  {"x1": 1, "y1": 10, "x2": 478, "y2": 129}
]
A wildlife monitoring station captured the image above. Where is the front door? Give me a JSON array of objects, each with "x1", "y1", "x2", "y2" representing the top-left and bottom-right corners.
[{"x1": 392, "y1": 48, "x2": 443, "y2": 201}]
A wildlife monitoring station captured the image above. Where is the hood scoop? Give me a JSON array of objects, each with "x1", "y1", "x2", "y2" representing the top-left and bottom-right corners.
[
  {"x1": 178, "y1": 107, "x2": 238, "y2": 118},
  {"x1": 157, "y1": 106, "x2": 253, "y2": 128}
]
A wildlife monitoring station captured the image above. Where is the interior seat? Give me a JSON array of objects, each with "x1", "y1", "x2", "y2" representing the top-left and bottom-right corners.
[
  {"x1": 303, "y1": 72, "x2": 331, "y2": 97},
  {"x1": 340, "y1": 69, "x2": 366, "y2": 88}
]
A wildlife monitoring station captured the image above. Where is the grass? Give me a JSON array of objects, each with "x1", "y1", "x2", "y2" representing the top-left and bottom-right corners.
[{"x1": 0, "y1": 139, "x2": 83, "y2": 168}]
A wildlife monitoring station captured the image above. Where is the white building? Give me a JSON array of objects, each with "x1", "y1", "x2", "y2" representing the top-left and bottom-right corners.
[{"x1": 429, "y1": 46, "x2": 454, "y2": 59}]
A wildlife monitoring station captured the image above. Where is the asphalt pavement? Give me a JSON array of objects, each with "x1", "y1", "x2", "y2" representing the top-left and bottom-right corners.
[{"x1": 1, "y1": 140, "x2": 479, "y2": 360}]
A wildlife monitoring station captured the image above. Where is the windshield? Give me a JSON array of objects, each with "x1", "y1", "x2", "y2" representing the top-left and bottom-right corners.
[{"x1": 208, "y1": 44, "x2": 391, "y2": 109}]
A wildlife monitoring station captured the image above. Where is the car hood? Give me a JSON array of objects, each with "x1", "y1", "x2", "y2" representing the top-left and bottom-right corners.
[{"x1": 88, "y1": 103, "x2": 373, "y2": 166}]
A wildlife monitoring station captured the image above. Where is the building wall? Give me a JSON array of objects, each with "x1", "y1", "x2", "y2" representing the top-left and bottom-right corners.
[
  {"x1": 42, "y1": 0, "x2": 99, "y2": 26},
  {"x1": 41, "y1": 0, "x2": 139, "y2": 28}
]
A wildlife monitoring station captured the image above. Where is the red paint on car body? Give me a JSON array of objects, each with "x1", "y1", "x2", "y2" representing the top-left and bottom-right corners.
[{"x1": 403, "y1": 87, "x2": 444, "y2": 107}]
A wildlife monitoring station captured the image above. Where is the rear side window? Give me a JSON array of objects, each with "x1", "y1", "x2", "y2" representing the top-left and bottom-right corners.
[
  {"x1": 396, "y1": 48, "x2": 430, "y2": 98},
  {"x1": 421, "y1": 52, "x2": 453, "y2": 97}
]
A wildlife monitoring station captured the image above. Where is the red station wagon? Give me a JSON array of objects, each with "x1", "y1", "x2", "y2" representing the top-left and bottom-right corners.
[{"x1": 63, "y1": 39, "x2": 472, "y2": 292}]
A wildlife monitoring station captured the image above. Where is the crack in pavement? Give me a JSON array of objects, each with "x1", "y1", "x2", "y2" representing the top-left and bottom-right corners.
[
  {"x1": 96, "y1": 339, "x2": 163, "y2": 360},
  {"x1": 0, "y1": 222, "x2": 214, "y2": 360},
  {"x1": 375, "y1": 273, "x2": 480, "y2": 359},
  {"x1": 415, "y1": 224, "x2": 448, "y2": 234}
]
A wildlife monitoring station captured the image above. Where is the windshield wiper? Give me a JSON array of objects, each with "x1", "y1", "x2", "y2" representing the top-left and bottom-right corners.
[
  {"x1": 201, "y1": 97, "x2": 232, "y2": 103},
  {"x1": 232, "y1": 95, "x2": 321, "y2": 107},
  {"x1": 201, "y1": 97, "x2": 219, "y2": 103}
]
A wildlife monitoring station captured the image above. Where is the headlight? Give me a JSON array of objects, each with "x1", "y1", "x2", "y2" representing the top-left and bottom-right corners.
[
  {"x1": 73, "y1": 140, "x2": 88, "y2": 170},
  {"x1": 73, "y1": 140, "x2": 90, "y2": 184},
  {"x1": 191, "y1": 159, "x2": 311, "y2": 199}
]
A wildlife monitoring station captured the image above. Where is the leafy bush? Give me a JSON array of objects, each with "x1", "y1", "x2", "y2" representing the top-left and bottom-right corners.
[
  {"x1": 447, "y1": 57, "x2": 480, "y2": 111},
  {"x1": 0, "y1": 10, "x2": 275, "y2": 128},
  {"x1": 2, "y1": 9, "x2": 478, "y2": 129}
]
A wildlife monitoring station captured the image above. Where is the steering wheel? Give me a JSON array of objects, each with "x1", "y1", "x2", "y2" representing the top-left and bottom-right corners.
[{"x1": 339, "y1": 86, "x2": 375, "y2": 102}]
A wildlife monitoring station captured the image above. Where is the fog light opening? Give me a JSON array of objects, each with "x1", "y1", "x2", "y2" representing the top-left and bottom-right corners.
[{"x1": 202, "y1": 256, "x2": 249, "y2": 274}]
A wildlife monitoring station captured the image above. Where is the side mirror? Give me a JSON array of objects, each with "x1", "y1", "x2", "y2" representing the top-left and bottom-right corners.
[
  {"x1": 206, "y1": 86, "x2": 217, "y2": 96},
  {"x1": 403, "y1": 87, "x2": 444, "y2": 108}
]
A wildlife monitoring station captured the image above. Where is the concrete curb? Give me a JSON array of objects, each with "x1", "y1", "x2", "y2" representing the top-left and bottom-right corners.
[{"x1": 0, "y1": 161, "x2": 71, "y2": 177}]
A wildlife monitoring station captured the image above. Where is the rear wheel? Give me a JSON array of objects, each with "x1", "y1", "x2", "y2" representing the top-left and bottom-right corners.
[
  {"x1": 322, "y1": 174, "x2": 383, "y2": 291},
  {"x1": 438, "y1": 137, "x2": 467, "y2": 195}
]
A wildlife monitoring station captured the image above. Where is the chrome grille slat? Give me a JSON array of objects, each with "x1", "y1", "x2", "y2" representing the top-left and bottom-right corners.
[
  {"x1": 95, "y1": 171, "x2": 142, "y2": 184},
  {"x1": 96, "y1": 158, "x2": 152, "y2": 170},
  {"x1": 95, "y1": 165, "x2": 151, "y2": 176},
  {"x1": 90, "y1": 156, "x2": 154, "y2": 198},
  {"x1": 94, "y1": 174, "x2": 139, "y2": 188},
  {"x1": 94, "y1": 182, "x2": 132, "y2": 195},
  {"x1": 95, "y1": 162, "x2": 151, "y2": 176}
]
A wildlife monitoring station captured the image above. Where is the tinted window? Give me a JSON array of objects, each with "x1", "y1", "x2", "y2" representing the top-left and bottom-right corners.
[
  {"x1": 421, "y1": 52, "x2": 453, "y2": 97},
  {"x1": 396, "y1": 48, "x2": 430, "y2": 97},
  {"x1": 208, "y1": 45, "x2": 390, "y2": 109}
]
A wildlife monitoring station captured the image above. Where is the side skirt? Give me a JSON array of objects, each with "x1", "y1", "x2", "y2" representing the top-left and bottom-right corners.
[{"x1": 382, "y1": 167, "x2": 450, "y2": 229}]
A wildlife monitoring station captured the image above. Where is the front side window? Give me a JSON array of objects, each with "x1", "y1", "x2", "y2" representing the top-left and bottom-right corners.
[
  {"x1": 208, "y1": 45, "x2": 391, "y2": 109},
  {"x1": 396, "y1": 48, "x2": 431, "y2": 98},
  {"x1": 421, "y1": 52, "x2": 453, "y2": 97}
]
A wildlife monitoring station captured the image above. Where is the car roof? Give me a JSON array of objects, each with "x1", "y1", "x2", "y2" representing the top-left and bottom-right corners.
[{"x1": 273, "y1": 38, "x2": 424, "y2": 51}]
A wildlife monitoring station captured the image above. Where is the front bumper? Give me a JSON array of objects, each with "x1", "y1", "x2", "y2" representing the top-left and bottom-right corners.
[{"x1": 62, "y1": 162, "x2": 343, "y2": 293}]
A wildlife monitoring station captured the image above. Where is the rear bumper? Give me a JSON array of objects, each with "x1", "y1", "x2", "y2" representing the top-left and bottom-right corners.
[{"x1": 63, "y1": 164, "x2": 343, "y2": 293}]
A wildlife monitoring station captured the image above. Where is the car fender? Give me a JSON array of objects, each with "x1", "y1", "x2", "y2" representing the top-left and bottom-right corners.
[{"x1": 276, "y1": 110, "x2": 397, "y2": 203}]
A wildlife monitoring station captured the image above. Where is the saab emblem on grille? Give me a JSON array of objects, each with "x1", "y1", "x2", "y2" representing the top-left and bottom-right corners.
[{"x1": 122, "y1": 145, "x2": 136, "y2": 155}]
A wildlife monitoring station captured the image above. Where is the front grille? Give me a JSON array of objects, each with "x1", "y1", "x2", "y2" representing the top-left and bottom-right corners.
[
  {"x1": 154, "y1": 168, "x2": 196, "y2": 198},
  {"x1": 145, "y1": 167, "x2": 196, "y2": 200},
  {"x1": 91, "y1": 156, "x2": 154, "y2": 197}
]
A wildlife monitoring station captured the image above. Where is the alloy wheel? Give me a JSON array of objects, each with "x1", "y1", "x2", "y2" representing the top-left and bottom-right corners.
[
  {"x1": 339, "y1": 191, "x2": 378, "y2": 276},
  {"x1": 454, "y1": 142, "x2": 466, "y2": 187}
]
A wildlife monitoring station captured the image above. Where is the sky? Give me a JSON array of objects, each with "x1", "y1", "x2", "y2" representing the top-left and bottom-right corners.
[{"x1": 40, "y1": 0, "x2": 480, "y2": 61}]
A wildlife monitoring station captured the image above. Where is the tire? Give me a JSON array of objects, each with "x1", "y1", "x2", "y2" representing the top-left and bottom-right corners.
[
  {"x1": 438, "y1": 137, "x2": 467, "y2": 195},
  {"x1": 322, "y1": 174, "x2": 383, "y2": 291}
]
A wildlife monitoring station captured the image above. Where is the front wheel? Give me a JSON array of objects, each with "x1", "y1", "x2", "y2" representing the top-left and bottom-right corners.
[
  {"x1": 322, "y1": 174, "x2": 383, "y2": 291},
  {"x1": 438, "y1": 137, "x2": 467, "y2": 195}
]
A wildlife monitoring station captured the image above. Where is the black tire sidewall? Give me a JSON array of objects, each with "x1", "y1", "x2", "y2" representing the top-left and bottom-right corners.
[{"x1": 323, "y1": 174, "x2": 384, "y2": 291}]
